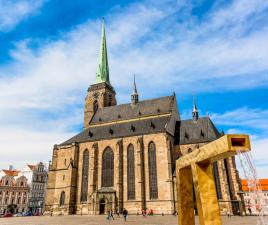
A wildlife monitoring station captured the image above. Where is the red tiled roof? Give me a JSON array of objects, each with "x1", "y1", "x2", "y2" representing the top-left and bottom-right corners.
[
  {"x1": 241, "y1": 179, "x2": 268, "y2": 191},
  {"x1": 2, "y1": 169, "x2": 19, "y2": 177}
]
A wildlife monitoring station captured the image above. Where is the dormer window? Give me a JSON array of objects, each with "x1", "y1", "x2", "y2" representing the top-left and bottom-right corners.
[
  {"x1": 88, "y1": 130, "x2": 93, "y2": 137},
  {"x1": 200, "y1": 130, "x2": 205, "y2": 138},
  {"x1": 150, "y1": 121, "x2": 155, "y2": 129},
  {"x1": 118, "y1": 114, "x2": 121, "y2": 119},
  {"x1": 184, "y1": 132, "x2": 189, "y2": 139},
  {"x1": 131, "y1": 125, "x2": 135, "y2": 132},
  {"x1": 157, "y1": 108, "x2": 161, "y2": 113},
  {"x1": 99, "y1": 118, "x2": 102, "y2": 122},
  {"x1": 109, "y1": 128, "x2": 113, "y2": 135}
]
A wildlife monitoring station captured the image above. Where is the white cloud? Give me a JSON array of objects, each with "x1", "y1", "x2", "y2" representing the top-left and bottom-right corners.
[
  {"x1": 0, "y1": 0, "x2": 45, "y2": 31},
  {"x1": 211, "y1": 107, "x2": 268, "y2": 133},
  {"x1": 0, "y1": 0, "x2": 268, "y2": 171},
  {"x1": 211, "y1": 107, "x2": 268, "y2": 178}
]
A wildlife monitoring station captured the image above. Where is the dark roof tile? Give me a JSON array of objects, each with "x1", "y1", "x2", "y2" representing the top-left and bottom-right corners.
[{"x1": 91, "y1": 95, "x2": 175, "y2": 125}]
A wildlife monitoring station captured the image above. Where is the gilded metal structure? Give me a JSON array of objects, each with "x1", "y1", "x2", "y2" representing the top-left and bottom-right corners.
[{"x1": 176, "y1": 134, "x2": 251, "y2": 225}]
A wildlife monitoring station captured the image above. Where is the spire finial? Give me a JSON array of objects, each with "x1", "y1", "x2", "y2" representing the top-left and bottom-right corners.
[
  {"x1": 131, "y1": 75, "x2": 139, "y2": 105},
  {"x1": 95, "y1": 18, "x2": 110, "y2": 84},
  {"x1": 133, "y1": 74, "x2": 137, "y2": 94},
  {"x1": 192, "y1": 96, "x2": 199, "y2": 121}
]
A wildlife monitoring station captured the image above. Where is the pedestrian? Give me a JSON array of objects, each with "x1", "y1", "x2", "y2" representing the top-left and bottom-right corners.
[
  {"x1": 227, "y1": 211, "x2": 231, "y2": 218},
  {"x1": 142, "y1": 209, "x2": 145, "y2": 217},
  {"x1": 109, "y1": 210, "x2": 114, "y2": 220},
  {"x1": 106, "y1": 210, "x2": 110, "y2": 220},
  {"x1": 116, "y1": 210, "x2": 120, "y2": 217},
  {"x1": 248, "y1": 208, "x2": 252, "y2": 216},
  {"x1": 122, "y1": 208, "x2": 128, "y2": 221}
]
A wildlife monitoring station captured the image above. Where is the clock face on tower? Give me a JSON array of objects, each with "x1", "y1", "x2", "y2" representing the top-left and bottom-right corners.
[{"x1": 93, "y1": 92, "x2": 99, "y2": 100}]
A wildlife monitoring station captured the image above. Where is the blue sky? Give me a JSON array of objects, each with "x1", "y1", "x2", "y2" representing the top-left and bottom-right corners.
[{"x1": 0, "y1": 0, "x2": 267, "y2": 177}]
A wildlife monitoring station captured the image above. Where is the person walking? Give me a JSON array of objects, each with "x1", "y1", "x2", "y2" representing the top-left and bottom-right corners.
[
  {"x1": 106, "y1": 210, "x2": 110, "y2": 220},
  {"x1": 122, "y1": 208, "x2": 128, "y2": 222},
  {"x1": 116, "y1": 210, "x2": 120, "y2": 217},
  {"x1": 110, "y1": 210, "x2": 114, "y2": 220},
  {"x1": 248, "y1": 207, "x2": 252, "y2": 216}
]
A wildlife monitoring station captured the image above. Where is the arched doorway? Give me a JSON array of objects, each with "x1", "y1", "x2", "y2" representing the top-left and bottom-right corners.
[{"x1": 99, "y1": 198, "x2": 105, "y2": 214}]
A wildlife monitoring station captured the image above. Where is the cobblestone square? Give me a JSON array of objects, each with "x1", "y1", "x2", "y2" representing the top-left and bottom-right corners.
[{"x1": 0, "y1": 215, "x2": 260, "y2": 225}]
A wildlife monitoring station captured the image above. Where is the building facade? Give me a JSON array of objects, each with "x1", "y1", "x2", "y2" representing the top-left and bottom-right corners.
[
  {"x1": 242, "y1": 179, "x2": 268, "y2": 215},
  {"x1": 20, "y1": 163, "x2": 48, "y2": 214},
  {"x1": 45, "y1": 19, "x2": 244, "y2": 216},
  {"x1": 0, "y1": 167, "x2": 30, "y2": 214}
]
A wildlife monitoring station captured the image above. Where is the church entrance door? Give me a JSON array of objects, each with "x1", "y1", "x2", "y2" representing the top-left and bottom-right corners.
[{"x1": 99, "y1": 199, "x2": 105, "y2": 214}]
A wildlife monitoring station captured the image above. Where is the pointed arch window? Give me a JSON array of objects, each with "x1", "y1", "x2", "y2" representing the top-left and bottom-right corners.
[
  {"x1": 127, "y1": 144, "x2": 135, "y2": 200},
  {"x1": 102, "y1": 147, "x2": 114, "y2": 187},
  {"x1": 148, "y1": 141, "x2": 158, "y2": 199},
  {"x1": 81, "y1": 150, "x2": 89, "y2": 202},
  {"x1": 60, "y1": 191, "x2": 65, "y2": 206}
]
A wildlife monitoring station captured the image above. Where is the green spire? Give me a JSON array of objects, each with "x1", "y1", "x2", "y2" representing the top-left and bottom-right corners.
[{"x1": 95, "y1": 18, "x2": 110, "y2": 84}]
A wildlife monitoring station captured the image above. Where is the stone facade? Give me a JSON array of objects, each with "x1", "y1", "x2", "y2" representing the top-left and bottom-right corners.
[
  {"x1": 46, "y1": 133, "x2": 176, "y2": 215},
  {"x1": 84, "y1": 81, "x2": 116, "y2": 129}
]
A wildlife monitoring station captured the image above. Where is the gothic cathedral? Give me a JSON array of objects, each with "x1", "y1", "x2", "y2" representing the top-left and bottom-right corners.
[{"x1": 45, "y1": 19, "x2": 243, "y2": 216}]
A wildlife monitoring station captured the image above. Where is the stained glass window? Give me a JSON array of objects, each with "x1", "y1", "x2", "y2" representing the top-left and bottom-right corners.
[
  {"x1": 81, "y1": 150, "x2": 89, "y2": 202},
  {"x1": 127, "y1": 144, "x2": 135, "y2": 200},
  {"x1": 102, "y1": 147, "x2": 114, "y2": 187},
  {"x1": 148, "y1": 142, "x2": 158, "y2": 199}
]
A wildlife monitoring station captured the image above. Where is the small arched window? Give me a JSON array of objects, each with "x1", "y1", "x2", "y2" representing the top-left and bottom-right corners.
[
  {"x1": 148, "y1": 141, "x2": 158, "y2": 199},
  {"x1": 102, "y1": 147, "x2": 114, "y2": 187},
  {"x1": 5, "y1": 180, "x2": 8, "y2": 186},
  {"x1": 81, "y1": 150, "x2": 89, "y2": 202},
  {"x1": 127, "y1": 144, "x2": 135, "y2": 200},
  {"x1": 60, "y1": 191, "x2": 65, "y2": 206}
]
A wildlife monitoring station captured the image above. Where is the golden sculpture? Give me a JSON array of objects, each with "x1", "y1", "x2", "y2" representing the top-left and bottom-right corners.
[{"x1": 176, "y1": 134, "x2": 251, "y2": 225}]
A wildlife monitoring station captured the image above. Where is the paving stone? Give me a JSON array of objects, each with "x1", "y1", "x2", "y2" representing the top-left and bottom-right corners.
[{"x1": 0, "y1": 215, "x2": 260, "y2": 225}]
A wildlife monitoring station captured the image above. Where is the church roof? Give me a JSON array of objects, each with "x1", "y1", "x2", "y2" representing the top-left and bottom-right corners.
[
  {"x1": 59, "y1": 95, "x2": 220, "y2": 146},
  {"x1": 61, "y1": 116, "x2": 171, "y2": 145},
  {"x1": 177, "y1": 117, "x2": 221, "y2": 145},
  {"x1": 90, "y1": 95, "x2": 176, "y2": 125},
  {"x1": 60, "y1": 95, "x2": 178, "y2": 145}
]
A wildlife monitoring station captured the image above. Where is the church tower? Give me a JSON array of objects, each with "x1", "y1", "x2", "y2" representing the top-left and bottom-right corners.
[{"x1": 84, "y1": 19, "x2": 116, "y2": 129}]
